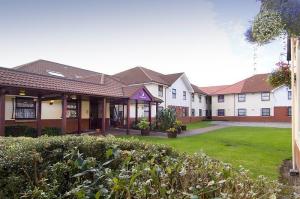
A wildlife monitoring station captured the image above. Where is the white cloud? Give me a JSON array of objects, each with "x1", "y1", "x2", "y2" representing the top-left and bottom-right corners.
[{"x1": 0, "y1": 0, "x2": 283, "y2": 87}]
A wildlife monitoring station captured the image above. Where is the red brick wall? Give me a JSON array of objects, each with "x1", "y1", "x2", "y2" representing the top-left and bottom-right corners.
[
  {"x1": 212, "y1": 106, "x2": 291, "y2": 122},
  {"x1": 4, "y1": 119, "x2": 104, "y2": 134}
]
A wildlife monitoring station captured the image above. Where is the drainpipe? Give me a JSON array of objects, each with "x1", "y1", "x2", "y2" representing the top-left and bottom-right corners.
[
  {"x1": 233, "y1": 94, "x2": 236, "y2": 117},
  {"x1": 165, "y1": 87, "x2": 167, "y2": 108}
]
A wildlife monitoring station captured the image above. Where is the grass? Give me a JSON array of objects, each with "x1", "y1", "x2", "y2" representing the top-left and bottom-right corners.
[
  {"x1": 120, "y1": 126, "x2": 291, "y2": 179},
  {"x1": 186, "y1": 121, "x2": 213, "y2": 130}
]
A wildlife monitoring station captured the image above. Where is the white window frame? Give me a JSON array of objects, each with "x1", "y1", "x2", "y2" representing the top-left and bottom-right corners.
[
  {"x1": 261, "y1": 92, "x2": 270, "y2": 101},
  {"x1": 238, "y1": 108, "x2": 247, "y2": 116},
  {"x1": 238, "y1": 94, "x2": 246, "y2": 102},
  {"x1": 261, "y1": 108, "x2": 271, "y2": 116}
]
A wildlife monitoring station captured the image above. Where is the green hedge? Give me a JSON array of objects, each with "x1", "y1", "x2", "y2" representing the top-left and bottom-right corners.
[
  {"x1": 5, "y1": 125, "x2": 37, "y2": 137},
  {"x1": 5, "y1": 126, "x2": 61, "y2": 137},
  {"x1": 0, "y1": 136, "x2": 281, "y2": 198}
]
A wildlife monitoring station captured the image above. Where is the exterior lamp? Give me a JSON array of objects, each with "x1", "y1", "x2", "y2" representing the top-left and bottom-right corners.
[
  {"x1": 71, "y1": 95, "x2": 77, "y2": 100},
  {"x1": 49, "y1": 100, "x2": 54, "y2": 105},
  {"x1": 19, "y1": 89, "x2": 26, "y2": 96}
]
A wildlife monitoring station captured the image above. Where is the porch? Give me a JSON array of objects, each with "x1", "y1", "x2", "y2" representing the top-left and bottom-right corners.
[{"x1": 0, "y1": 85, "x2": 161, "y2": 136}]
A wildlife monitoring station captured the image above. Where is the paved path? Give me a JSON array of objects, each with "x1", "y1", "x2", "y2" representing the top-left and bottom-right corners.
[
  {"x1": 178, "y1": 125, "x2": 227, "y2": 137},
  {"x1": 211, "y1": 121, "x2": 291, "y2": 128},
  {"x1": 107, "y1": 125, "x2": 228, "y2": 138}
]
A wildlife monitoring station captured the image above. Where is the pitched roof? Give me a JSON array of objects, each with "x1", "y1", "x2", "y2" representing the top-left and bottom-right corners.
[
  {"x1": 199, "y1": 74, "x2": 273, "y2": 95},
  {"x1": 191, "y1": 84, "x2": 206, "y2": 94},
  {"x1": 0, "y1": 67, "x2": 125, "y2": 97},
  {"x1": 15, "y1": 59, "x2": 101, "y2": 81},
  {"x1": 113, "y1": 67, "x2": 169, "y2": 85},
  {"x1": 199, "y1": 85, "x2": 229, "y2": 95},
  {"x1": 113, "y1": 66, "x2": 184, "y2": 86},
  {"x1": 164, "y1": 73, "x2": 184, "y2": 85}
]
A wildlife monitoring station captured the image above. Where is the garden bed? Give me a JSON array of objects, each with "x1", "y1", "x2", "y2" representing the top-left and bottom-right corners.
[{"x1": 0, "y1": 135, "x2": 281, "y2": 198}]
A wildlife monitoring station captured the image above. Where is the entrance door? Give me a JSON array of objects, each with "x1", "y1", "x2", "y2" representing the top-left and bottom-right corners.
[{"x1": 90, "y1": 101, "x2": 99, "y2": 129}]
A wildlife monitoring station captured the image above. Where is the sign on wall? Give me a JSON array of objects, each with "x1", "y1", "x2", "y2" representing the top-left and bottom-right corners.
[{"x1": 131, "y1": 88, "x2": 151, "y2": 101}]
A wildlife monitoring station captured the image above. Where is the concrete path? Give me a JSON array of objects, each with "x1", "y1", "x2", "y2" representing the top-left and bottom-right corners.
[
  {"x1": 178, "y1": 125, "x2": 227, "y2": 137},
  {"x1": 211, "y1": 121, "x2": 291, "y2": 128}
]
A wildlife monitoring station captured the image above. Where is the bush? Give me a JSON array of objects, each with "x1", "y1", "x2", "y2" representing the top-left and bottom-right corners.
[
  {"x1": 5, "y1": 125, "x2": 37, "y2": 137},
  {"x1": 158, "y1": 108, "x2": 176, "y2": 131},
  {"x1": 42, "y1": 127, "x2": 61, "y2": 136},
  {"x1": 136, "y1": 118, "x2": 150, "y2": 130},
  {"x1": 0, "y1": 136, "x2": 281, "y2": 198}
]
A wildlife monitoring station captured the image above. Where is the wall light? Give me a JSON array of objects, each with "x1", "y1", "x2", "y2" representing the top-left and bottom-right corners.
[
  {"x1": 49, "y1": 100, "x2": 54, "y2": 105},
  {"x1": 19, "y1": 89, "x2": 26, "y2": 96}
]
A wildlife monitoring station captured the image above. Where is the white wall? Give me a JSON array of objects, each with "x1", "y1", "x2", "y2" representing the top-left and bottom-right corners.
[
  {"x1": 129, "y1": 102, "x2": 157, "y2": 118},
  {"x1": 145, "y1": 83, "x2": 167, "y2": 108},
  {"x1": 273, "y1": 86, "x2": 292, "y2": 107},
  {"x1": 166, "y1": 77, "x2": 191, "y2": 108},
  {"x1": 191, "y1": 93, "x2": 207, "y2": 116},
  {"x1": 212, "y1": 92, "x2": 276, "y2": 117}
]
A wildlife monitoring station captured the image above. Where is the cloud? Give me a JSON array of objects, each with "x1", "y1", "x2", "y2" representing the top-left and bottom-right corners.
[{"x1": 0, "y1": 0, "x2": 283, "y2": 87}]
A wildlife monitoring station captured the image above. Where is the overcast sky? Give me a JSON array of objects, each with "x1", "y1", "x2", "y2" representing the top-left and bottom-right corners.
[{"x1": 0, "y1": 0, "x2": 284, "y2": 86}]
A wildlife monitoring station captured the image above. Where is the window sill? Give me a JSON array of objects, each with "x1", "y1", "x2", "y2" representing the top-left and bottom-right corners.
[{"x1": 15, "y1": 119, "x2": 37, "y2": 122}]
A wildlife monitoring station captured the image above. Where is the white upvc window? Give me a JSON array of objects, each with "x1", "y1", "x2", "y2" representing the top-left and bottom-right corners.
[
  {"x1": 238, "y1": 94, "x2": 246, "y2": 102},
  {"x1": 261, "y1": 92, "x2": 270, "y2": 101},
  {"x1": 158, "y1": 85, "x2": 163, "y2": 97},
  {"x1": 183, "y1": 91, "x2": 187, "y2": 100},
  {"x1": 238, "y1": 108, "x2": 247, "y2": 116}
]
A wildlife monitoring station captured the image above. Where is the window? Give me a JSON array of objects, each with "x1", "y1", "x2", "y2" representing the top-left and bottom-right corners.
[
  {"x1": 67, "y1": 100, "x2": 78, "y2": 118},
  {"x1": 183, "y1": 91, "x2": 187, "y2": 100},
  {"x1": 182, "y1": 107, "x2": 189, "y2": 117},
  {"x1": 191, "y1": 109, "x2": 195, "y2": 116},
  {"x1": 199, "y1": 109, "x2": 202, "y2": 116},
  {"x1": 288, "y1": 91, "x2": 292, "y2": 100},
  {"x1": 238, "y1": 109, "x2": 247, "y2": 116},
  {"x1": 261, "y1": 108, "x2": 270, "y2": 116},
  {"x1": 172, "y1": 89, "x2": 176, "y2": 99},
  {"x1": 288, "y1": 106, "x2": 292, "y2": 116},
  {"x1": 261, "y1": 92, "x2": 270, "y2": 101},
  {"x1": 238, "y1": 94, "x2": 246, "y2": 102},
  {"x1": 199, "y1": 94, "x2": 202, "y2": 103},
  {"x1": 191, "y1": 93, "x2": 195, "y2": 102},
  {"x1": 218, "y1": 95, "x2": 224, "y2": 103},
  {"x1": 15, "y1": 97, "x2": 36, "y2": 119},
  {"x1": 158, "y1": 85, "x2": 163, "y2": 97},
  {"x1": 143, "y1": 104, "x2": 149, "y2": 118},
  {"x1": 217, "y1": 109, "x2": 225, "y2": 116}
]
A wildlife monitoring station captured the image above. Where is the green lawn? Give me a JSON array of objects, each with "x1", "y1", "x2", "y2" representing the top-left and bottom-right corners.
[
  {"x1": 186, "y1": 121, "x2": 213, "y2": 130},
  {"x1": 120, "y1": 126, "x2": 291, "y2": 179}
]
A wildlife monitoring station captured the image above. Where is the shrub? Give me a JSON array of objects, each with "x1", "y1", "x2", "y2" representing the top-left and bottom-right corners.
[
  {"x1": 42, "y1": 127, "x2": 61, "y2": 136},
  {"x1": 5, "y1": 125, "x2": 37, "y2": 137},
  {"x1": 158, "y1": 108, "x2": 176, "y2": 131},
  {"x1": 0, "y1": 136, "x2": 282, "y2": 198},
  {"x1": 136, "y1": 118, "x2": 150, "y2": 130}
]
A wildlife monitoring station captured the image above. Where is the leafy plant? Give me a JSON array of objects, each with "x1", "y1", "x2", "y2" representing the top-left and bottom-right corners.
[
  {"x1": 0, "y1": 136, "x2": 282, "y2": 198},
  {"x1": 166, "y1": 127, "x2": 177, "y2": 134},
  {"x1": 136, "y1": 118, "x2": 150, "y2": 130},
  {"x1": 42, "y1": 127, "x2": 61, "y2": 136},
  {"x1": 5, "y1": 125, "x2": 37, "y2": 137},
  {"x1": 246, "y1": 0, "x2": 300, "y2": 44},
  {"x1": 269, "y1": 62, "x2": 291, "y2": 87},
  {"x1": 158, "y1": 108, "x2": 176, "y2": 131},
  {"x1": 173, "y1": 120, "x2": 183, "y2": 130}
]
